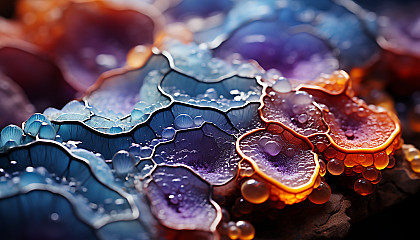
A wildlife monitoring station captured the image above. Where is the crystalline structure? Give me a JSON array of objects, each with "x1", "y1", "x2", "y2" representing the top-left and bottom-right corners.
[
  {"x1": 0, "y1": 0, "x2": 412, "y2": 238},
  {"x1": 0, "y1": 140, "x2": 161, "y2": 239},
  {"x1": 145, "y1": 165, "x2": 220, "y2": 232},
  {"x1": 302, "y1": 83, "x2": 401, "y2": 171},
  {"x1": 161, "y1": 70, "x2": 262, "y2": 111},
  {"x1": 213, "y1": 21, "x2": 338, "y2": 80},
  {"x1": 197, "y1": 0, "x2": 379, "y2": 78},
  {"x1": 0, "y1": 141, "x2": 137, "y2": 225},
  {"x1": 153, "y1": 123, "x2": 240, "y2": 185},
  {"x1": 261, "y1": 82, "x2": 329, "y2": 137},
  {"x1": 47, "y1": 101, "x2": 260, "y2": 159},
  {"x1": 84, "y1": 54, "x2": 171, "y2": 117},
  {"x1": 163, "y1": 41, "x2": 263, "y2": 80},
  {"x1": 44, "y1": 47, "x2": 263, "y2": 133},
  {"x1": 237, "y1": 122, "x2": 319, "y2": 204}
]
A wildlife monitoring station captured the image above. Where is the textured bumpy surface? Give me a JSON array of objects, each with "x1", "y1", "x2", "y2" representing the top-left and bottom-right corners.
[{"x1": 2, "y1": 0, "x2": 419, "y2": 239}]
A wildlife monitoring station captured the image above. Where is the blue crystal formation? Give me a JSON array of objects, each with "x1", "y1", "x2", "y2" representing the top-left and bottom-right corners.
[
  {"x1": 0, "y1": 39, "x2": 263, "y2": 239},
  {"x1": 196, "y1": 0, "x2": 379, "y2": 78}
]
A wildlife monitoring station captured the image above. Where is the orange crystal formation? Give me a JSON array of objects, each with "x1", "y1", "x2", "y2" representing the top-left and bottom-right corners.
[{"x1": 236, "y1": 70, "x2": 401, "y2": 204}]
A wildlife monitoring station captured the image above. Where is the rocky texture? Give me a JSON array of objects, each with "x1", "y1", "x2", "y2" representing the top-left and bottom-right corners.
[
  {"x1": 254, "y1": 194, "x2": 351, "y2": 239},
  {"x1": 255, "y1": 151, "x2": 420, "y2": 239}
]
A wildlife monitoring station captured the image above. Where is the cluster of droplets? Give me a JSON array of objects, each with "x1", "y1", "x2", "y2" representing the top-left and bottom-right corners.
[
  {"x1": 164, "y1": 41, "x2": 263, "y2": 80},
  {"x1": 0, "y1": 0, "x2": 413, "y2": 238},
  {"x1": 0, "y1": 114, "x2": 61, "y2": 150},
  {"x1": 263, "y1": 78, "x2": 327, "y2": 136},
  {"x1": 170, "y1": 87, "x2": 260, "y2": 111},
  {"x1": 402, "y1": 144, "x2": 420, "y2": 174}
]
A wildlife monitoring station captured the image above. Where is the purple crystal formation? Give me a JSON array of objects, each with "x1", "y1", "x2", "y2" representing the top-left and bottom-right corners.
[{"x1": 0, "y1": 0, "x2": 400, "y2": 239}]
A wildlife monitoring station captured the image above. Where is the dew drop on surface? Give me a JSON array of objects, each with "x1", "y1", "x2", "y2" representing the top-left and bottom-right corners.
[
  {"x1": 50, "y1": 212, "x2": 59, "y2": 221},
  {"x1": 327, "y1": 158, "x2": 345, "y2": 175},
  {"x1": 263, "y1": 140, "x2": 282, "y2": 156},
  {"x1": 112, "y1": 150, "x2": 135, "y2": 175},
  {"x1": 374, "y1": 152, "x2": 389, "y2": 170},
  {"x1": 406, "y1": 147, "x2": 420, "y2": 162},
  {"x1": 236, "y1": 220, "x2": 255, "y2": 240},
  {"x1": 174, "y1": 114, "x2": 194, "y2": 129},
  {"x1": 410, "y1": 155, "x2": 420, "y2": 173},
  {"x1": 292, "y1": 91, "x2": 313, "y2": 105},
  {"x1": 308, "y1": 181, "x2": 331, "y2": 204},
  {"x1": 161, "y1": 127, "x2": 176, "y2": 140},
  {"x1": 297, "y1": 114, "x2": 308, "y2": 124},
  {"x1": 109, "y1": 126, "x2": 122, "y2": 134},
  {"x1": 241, "y1": 179, "x2": 269, "y2": 204},
  {"x1": 235, "y1": 198, "x2": 253, "y2": 214},
  {"x1": 128, "y1": 144, "x2": 141, "y2": 156},
  {"x1": 95, "y1": 54, "x2": 117, "y2": 69},
  {"x1": 227, "y1": 225, "x2": 241, "y2": 240},
  {"x1": 354, "y1": 178, "x2": 374, "y2": 196},
  {"x1": 168, "y1": 194, "x2": 178, "y2": 205},
  {"x1": 193, "y1": 115, "x2": 205, "y2": 126},
  {"x1": 362, "y1": 166, "x2": 379, "y2": 181},
  {"x1": 272, "y1": 77, "x2": 292, "y2": 93},
  {"x1": 139, "y1": 146, "x2": 153, "y2": 158}
]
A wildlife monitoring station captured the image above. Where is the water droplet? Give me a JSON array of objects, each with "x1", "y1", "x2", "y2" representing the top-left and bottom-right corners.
[
  {"x1": 241, "y1": 179, "x2": 269, "y2": 204},
  {"x1": 193, "y1": 116, "x2": 204, "y2": 126},
  {"x1": 297, "y1": 114, "x2": 308, "y2": 124},
  {"x1": 161, "y1": 127, "x2": 176, "y2": 140},
  {"x1": 96, "y1": 54, "x2": 117, "y2": 69},
  {"x1": 292, "y1": 91, "x2": 313, "y2": 105},
  {"x1": 168, "y1": 194, "x2": 178, "y2": 204},
  {"x1": 140, "y1": 146, "x2": 153, "y2": 158},
  {"x1": 50, "y1": 212, "x2": 59, "y2": 221},
  {"x1": 272, "y1": 77, "x2": 292, "y2": 93},
  {"x1": 263, "y1": 141, "x2": 282, "y2": 156},
  {"x1": 109, "y1": 126, "x2": 122, "y2": 134},
  {"x1": 174, "y1": 114, "x2": 194, "y2": 129},
  {"x1": 112, "y1": 150, "x2": 135, "y2": 175}
]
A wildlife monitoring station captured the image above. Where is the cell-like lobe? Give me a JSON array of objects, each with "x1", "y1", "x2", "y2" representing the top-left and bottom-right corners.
[
  {"x1": 0, "y1": 43, "x2": 75, "y2": 111},
  {"x1": 50, "y1": 101, "x2": 245, "y2": 159},
  {"x1": 213, "y1": 20, "x2": 338, "y2": 80},
  {"x1": 237, "y1": 123, "x2": 319, "y2": 203},
  {"x1": 0, "y1": 141, "x2": 137, "y2": 228},
  {"x1": 261, "y1": 86, "x2": 328, "y2": 137},
  {"x1": 0, "y1": 189, "x2": 96, "y2": 240},
  {"x1": 50, "y1": 1, "x2": 162, "y2": 91},
  {"x1": 153, "y1": 123, "x2": 240, "y2": 185},
  {"x1": 85, "y1": 54, "x2": 171, "y2": 116},
  {"x1": 200, "y1": 0, "x2": 378, "y2": 73},
  {"x1": 303, "y1": 87, "x2": 400, "y2": 151},
  {"x1": 145, "y1": 165, "x2": 220, "y2": 232},
  {"x1": 160, "y1": 70, "x2": 262, "y2": 111}
]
